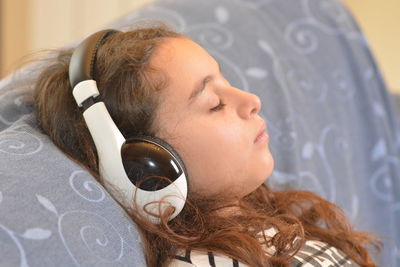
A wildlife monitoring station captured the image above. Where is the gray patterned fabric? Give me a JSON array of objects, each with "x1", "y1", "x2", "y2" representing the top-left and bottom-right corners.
[{"x1": 0, "y1": 0, "x2": 399, "y2": 266}]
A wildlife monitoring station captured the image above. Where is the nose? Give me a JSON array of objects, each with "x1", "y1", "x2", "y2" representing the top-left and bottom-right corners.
[{"x1": 236, "y1": 89, "x2": 261, "y2": 119}]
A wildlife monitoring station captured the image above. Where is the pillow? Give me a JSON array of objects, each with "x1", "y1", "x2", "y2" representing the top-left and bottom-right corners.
[{"x1": 0, "y1": 67, "x2": 146, "y2": 266}]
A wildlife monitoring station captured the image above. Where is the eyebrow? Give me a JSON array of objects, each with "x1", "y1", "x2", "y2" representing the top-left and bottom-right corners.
[{"x1": 188, "y1": 63, "x2": 222, "y2": 103}]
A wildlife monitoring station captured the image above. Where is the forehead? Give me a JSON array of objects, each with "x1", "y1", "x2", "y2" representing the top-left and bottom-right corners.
[
  {"x1": 150, "y1": 38, "x2": 218, "y2": 135},
  {"x1": 150, "y1": 37, "x2": 217, "y2": 79},
  {"x1": 149, "y1": 38, "x2": 220, "y2": 126}
]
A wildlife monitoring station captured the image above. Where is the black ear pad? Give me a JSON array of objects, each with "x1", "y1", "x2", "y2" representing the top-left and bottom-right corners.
[
  {"x1": 138, "y1": 135, "x2": 188, "y2": 175},
  {"x1": 121, "y1": 135, "x2": 189, "y2": 191}
]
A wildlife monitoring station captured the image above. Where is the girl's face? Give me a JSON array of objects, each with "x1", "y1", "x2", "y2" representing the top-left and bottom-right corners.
[{"x1": 151, "y1": 37, "x2": 274, "y2": 203}]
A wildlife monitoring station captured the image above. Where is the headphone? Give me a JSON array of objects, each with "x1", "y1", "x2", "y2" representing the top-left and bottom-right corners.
[{"x1": 68, "y1": 29, "x2": 188, "y2": 223}]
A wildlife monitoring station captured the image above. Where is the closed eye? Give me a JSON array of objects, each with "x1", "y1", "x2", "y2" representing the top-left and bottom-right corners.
[{"x1": 210, "y1": 100, "x2": 226, "y2": 112}]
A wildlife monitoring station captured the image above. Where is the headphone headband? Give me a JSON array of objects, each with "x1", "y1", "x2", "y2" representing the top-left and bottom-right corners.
[{"x1": 69, "y1": 30, "x2": 120, "y2": 88}]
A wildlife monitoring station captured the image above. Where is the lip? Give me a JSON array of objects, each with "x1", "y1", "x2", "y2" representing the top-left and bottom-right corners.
[{"x1": 254, "y1": 121, "x2": 269, "y2": 144}]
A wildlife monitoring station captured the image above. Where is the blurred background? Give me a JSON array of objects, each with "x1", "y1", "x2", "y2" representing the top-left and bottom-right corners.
[{"x1": 0, "y1": 0, "x2": 399, "y2": 93}]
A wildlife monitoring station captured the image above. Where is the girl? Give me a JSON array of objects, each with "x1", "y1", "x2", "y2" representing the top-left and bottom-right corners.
[{"x1": 33, "y1": 24, "x2": 380, "y2": 266}]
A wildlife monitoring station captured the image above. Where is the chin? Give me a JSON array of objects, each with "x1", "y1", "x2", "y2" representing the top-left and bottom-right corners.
[
  {"x1": 265, "y1": 164, "x2": 274, "y2": 180},
  {"x1": 260, "y1": 152, "x2": 275, "y2": 181}
]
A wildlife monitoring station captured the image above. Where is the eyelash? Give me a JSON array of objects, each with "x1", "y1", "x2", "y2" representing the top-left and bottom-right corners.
[{"x1": 210, "y1": 100, "x2": 226, "y2": 112}]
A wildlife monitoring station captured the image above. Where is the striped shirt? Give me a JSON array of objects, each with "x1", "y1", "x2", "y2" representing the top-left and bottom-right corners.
[{"x1": 168, "y1": 229, "x2": 359, "y2": 266}]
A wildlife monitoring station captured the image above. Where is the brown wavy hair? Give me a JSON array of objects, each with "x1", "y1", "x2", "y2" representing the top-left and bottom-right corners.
[{"x1": 33, "y1": 24, "x2": 381, "y2": 266}]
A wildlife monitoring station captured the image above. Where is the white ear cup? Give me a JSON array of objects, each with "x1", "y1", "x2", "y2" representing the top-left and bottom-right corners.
[{"x1": 71, "y1": 75, "x2": 187, "y2": 223}]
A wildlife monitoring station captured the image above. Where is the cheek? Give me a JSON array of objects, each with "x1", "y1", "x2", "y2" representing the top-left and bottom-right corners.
[
  {"x1": 178, "y1": 122, "x2": 242, "y2": 166},
  {"x1": 173, "y1": 124, "x2": 248, "y2": 196}
]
